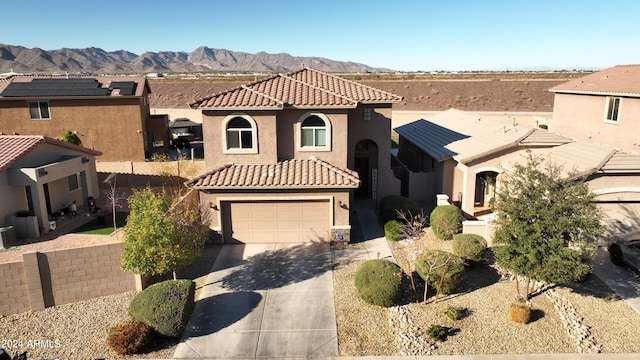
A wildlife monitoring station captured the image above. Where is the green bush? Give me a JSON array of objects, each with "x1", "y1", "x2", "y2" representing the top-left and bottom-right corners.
[
  {"x1": 444, "y1": 305, "x2": 464, "y2": 321},
  {"x1": 429, "y1": 205, "x2": 461, "y2": 240},
  {"x1": 384, "y1": 220, "x2": 404, "y2": 241},
  {"x1": 106, "y1": 319, "x2": 154, "y2": 355},
  {"x1": 452, "y1": 234, "x2": 488, "y2": 262},
  {"x1": 354, "y1": 259, "x2": 403, "y2": 307},
  {"x1": 426, "y1": 324, "x2": 448, "y2": 341},
  {"x1": 129, "y1": 279, "x2": 195, "y2": 338},
  {"x1": 415, "y1": 250, "x2": 465, "y2": 295},
  {"x1": 379, "y1": 195, "x2": 420, "y2": 224}
]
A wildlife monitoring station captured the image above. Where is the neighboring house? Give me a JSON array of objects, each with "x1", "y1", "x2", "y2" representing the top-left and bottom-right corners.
[
  {"x1": 0, "y1": 75, "x2": 170, "y2": 161},
  {"x1": 185, "y1": 67, "x2": 402, "y2": 243},
  {"x1": 395, "y1": 108, "x2": 640, "y2": 232},
  {"x1": 394, "y1": 108, "x2": 572, "y2": 216},
  {"x1": 549, "y1": 65, "x2": 640, "y2": 155},
  {"x1": 0, "y1": 135, "x2": 101, "y2": 239}
]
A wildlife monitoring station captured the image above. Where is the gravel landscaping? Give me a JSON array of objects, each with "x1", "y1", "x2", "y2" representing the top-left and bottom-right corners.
[{"x1": 2, "y1": 226, "x2": 640, "y2": 358}]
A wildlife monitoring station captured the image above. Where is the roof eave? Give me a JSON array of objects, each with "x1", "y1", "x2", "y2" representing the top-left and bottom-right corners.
[
  {"x1": 188, "y1": 184, "x2": 360, "y2": 190},
  {"x1": 550, "y1": 89, "x2": 640, "y2": 98},
  {"x1": 196, "y1": 105, "x2": 284, "y2": 111}
]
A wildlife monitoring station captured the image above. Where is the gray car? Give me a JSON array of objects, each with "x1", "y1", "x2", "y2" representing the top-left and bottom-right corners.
[{"x1": 608, "y1": 232, "x2": 640, "y2": 272}]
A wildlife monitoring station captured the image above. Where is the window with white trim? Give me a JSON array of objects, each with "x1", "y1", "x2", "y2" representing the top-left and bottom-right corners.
[
  {"x1": 29, "y1": 101, "x2": 50, "y2": 120},
  {"x1": 298, "y1": 114, "x2": 333, "y2": 152},
  {"x1": 222, "y1": 115, "x2": 258, "y2": 153},
  {"x1": 605, "y1": 97, "x2": 621, "y2": 122}
]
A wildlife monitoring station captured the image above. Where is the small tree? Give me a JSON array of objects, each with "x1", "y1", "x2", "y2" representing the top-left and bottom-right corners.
[
  {"x1": 492, "y1": 153, "x2": 603, "y2": 301},
  {"x1": 60, "y1": 129, "x2": 82, "y2": 146},
  {"x1": 121, "y1": 187, "x2": 209, "y2": 279}
]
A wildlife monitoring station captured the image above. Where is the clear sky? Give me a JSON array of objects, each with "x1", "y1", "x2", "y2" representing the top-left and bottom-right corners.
[{"x1": 2, "y1": 0, "x2": 639, "y2": 72}]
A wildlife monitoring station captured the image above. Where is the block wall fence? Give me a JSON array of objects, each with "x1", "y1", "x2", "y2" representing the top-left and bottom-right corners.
[{"x1": 0, "y1": 242, "x2": 136, "y2": 316}]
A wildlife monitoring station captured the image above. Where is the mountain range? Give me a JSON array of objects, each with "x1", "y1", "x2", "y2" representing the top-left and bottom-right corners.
[{"x1": 0, "y1": 44, "x2": 388, "y2": 74}]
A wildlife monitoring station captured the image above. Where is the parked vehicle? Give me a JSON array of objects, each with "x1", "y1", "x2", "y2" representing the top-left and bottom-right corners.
[{"x1": 608, "y1": 232, "x2": 640, "y2": 272}]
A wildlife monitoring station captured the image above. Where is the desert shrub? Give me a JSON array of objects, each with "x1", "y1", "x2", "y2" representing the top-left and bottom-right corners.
[
  {"x1": 415, "y1": 250, "x2": 465, "y2": 295},
  {"x1": 384, "y1": 220, "x2": 404, "y2": 241},
  {"x1": 354, "y1": 259, "x2": 403, "y2": 307},
  {"x1": 106, "y1": 319, "x2": 154, "y2": 355},
  {"x1": 452, "y1": 234, "x2": 487, "y2": 262},
  {"x1": 507, "y1": 301, "x2": 531, "y2": 324},
  {"x1": 129, "y1": 279, "x2": 195, "y2": 338},
  {"x1": 444, "y1": 305, "x2": 464, "y2": 321},
  {"x1": 379, "y1": 195, "x2": 420, "y2": 224},
  {"x1": 426, "y1": 324, "x2": 447, "y2": 341},
  {"x1": 429, "y1": 205, "x2": 461, "y2": 240}
]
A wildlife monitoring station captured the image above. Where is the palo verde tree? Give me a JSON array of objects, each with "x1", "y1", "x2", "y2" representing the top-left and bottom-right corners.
[
  {"x1": 492, "y1": 153, "x2": 603, "y2": 301},
  {"x1": 121, "y1": 187, "x2": 209, "y2": 279}
]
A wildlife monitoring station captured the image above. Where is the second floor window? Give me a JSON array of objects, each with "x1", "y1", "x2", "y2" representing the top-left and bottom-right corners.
[
  {"x1": 29, "y1": 101, "x2": 50, "y2": 120},
  {"x1": 301, "y1": 115, "x2": 327, "y2": 147},
  {"x1": 225, "y1": 116, "x2": 256, "y2": 152},
  {"x1": 605, "y1": 97, "x2": 621, "y2": 122}
]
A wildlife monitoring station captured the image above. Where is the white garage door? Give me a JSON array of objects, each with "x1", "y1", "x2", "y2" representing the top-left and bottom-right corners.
[{"x1": 224, "y1": 200, "x2": 330, "y2": 243}]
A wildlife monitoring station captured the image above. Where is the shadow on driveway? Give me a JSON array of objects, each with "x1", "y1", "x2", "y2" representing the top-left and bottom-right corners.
[{"x1": 216, "y1": 242, "x2": 332, "y2": 292}]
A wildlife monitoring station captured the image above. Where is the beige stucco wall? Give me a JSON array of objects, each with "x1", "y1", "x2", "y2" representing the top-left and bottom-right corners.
[
  {"x1": 552, "y1": 93, "x2": 640, "y2": 154},
  {"x1": 151, "y1": 108, "x2": 202, "y2": 123},
  {"x1": 392, "y1": 110, "x2": 552, "y2": 130},
  {"x1": 0, "y1": 98, "x2": 148, "y2": 161}
]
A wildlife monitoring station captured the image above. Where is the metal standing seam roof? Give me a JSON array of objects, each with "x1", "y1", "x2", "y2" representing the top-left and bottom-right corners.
[
  {"x1": 393, "y1": 109, "x2": 537, "y2": 164},
  {"x1": 599, "y1": 151, "x2": 640, "y2": 173},
  {"x1": 0, "y1": 135, "x2": 102, "y2": 172},
  {"x1": 188, "y1": 67, "x2": 403, "y2": 109},
  {"x1": 185, "y1": 157, "x2": 360, "y2": 190},
  {"x1": 549, "y1": 65, "x2": 640, "y2": 97}
]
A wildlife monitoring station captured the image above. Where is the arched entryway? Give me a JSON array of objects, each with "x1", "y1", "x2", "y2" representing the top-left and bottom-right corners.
[
  {"x1": 354, "y1": 139, "x2": 378, "y2": 199},
  {"x1": 474, "y1": 171, "x2": 498, "y2": 209}
]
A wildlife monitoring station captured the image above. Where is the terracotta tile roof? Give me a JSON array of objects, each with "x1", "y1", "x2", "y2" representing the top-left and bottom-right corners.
[
  {"x1": 0, "y1": 135, "x2": 102, "y2": 171},
  {"x1": 550, "y1": 65, "x2": 640, "y2": 97},
  {"x1": 185, "y1": 157, "x2": 360, "y2": 189},
  {"x1": 503, "y1": 142, "x2": 616, "y2": 178},
  {"x1": 189, "y1": 67, "x2": 403, "y2": 109}
]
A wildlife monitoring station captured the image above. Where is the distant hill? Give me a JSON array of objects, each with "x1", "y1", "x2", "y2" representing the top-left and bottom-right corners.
[{"x1": 0, "y1": 44, "x2": 389, "y2": 74}]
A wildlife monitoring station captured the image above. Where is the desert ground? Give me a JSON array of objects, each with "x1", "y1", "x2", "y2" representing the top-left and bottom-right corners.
[{"x1": 147, "y1": 72, "x2": 585, "y2": 112}]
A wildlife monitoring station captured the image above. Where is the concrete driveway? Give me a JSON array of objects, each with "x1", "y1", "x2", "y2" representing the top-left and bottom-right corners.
[
  {"x1": 173, "y1": 242, "x2": 338, "y2": 358},
  {"x1": 593, "y1": 246, "x2": 640, "y2": 313}
]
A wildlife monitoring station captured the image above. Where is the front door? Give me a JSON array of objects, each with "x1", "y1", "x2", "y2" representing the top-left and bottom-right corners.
[{"x1": 354, "y1": 157, "x2": 369, "y2": 199}]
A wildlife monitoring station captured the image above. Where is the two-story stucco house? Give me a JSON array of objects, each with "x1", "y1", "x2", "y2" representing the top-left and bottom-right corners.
[
  {"x1": 549, "y1": 65, "x2": 640, "y2": 154},
  {"x1": 185, "y1": 67, "x2": 402, "y2": 243},
  {"x1": 0, "y1": 75, "x2": 170, "y2": 161}
]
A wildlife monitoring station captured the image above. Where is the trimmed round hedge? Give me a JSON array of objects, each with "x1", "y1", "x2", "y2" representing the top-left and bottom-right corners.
[
  {"x1": 354, "y1": 259, "x2": 403, "y2": 307},
  {"x1": 379, "y1": 195, "x2": 420, "y2": 224},
  {"x1": 452, "y1": 233, "x2": 488, "y2": 262},
  {"x1": 415, "y1": 250, "x2": 465, "y2": 295},
  {"x1": 429, "y1": 205, "x2": 461, "y2": 240},
  {"x1": 128, "y1": 279, "x2": 195, "y2": 338},
  {"x1": 384, "y1": 220, "x2": 404, "y2": 241}
]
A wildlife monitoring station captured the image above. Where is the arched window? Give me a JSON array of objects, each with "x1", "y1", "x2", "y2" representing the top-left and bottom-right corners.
[
  {"x1": 222, "y1": 115, "x2": 257, "y2": 153},
  {"x1": 299, "y1": 114, "x2": 331, "y2": 151}
]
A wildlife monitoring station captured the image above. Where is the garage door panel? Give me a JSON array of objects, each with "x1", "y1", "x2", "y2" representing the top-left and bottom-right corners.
[{"x1": 225, "y1": 200, "x2": 330, "y2": 243}]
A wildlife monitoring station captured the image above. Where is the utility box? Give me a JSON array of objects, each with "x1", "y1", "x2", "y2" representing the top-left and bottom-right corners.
[{"x1": 0, "y1": 225, "x2": 17, "y2": 248}]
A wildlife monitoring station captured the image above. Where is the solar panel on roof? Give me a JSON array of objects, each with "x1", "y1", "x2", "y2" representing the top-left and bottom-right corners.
[{"x1": 0, "y1": 78, "x2": 113, "y2": 97}]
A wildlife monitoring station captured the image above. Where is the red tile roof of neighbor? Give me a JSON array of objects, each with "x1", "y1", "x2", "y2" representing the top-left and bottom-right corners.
[
  {"x1": 550, "y1": 65, "x2": 640, "y2": 96},
  {"x1": 188, "y1": 67, "x2": 403, "y2": 109},
  {"x1": 185, "y1": 157, "x2": 360, "y2": 189},
  {"x1": 0, "y1": 135, "x2": 101, "y2": 171}
]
